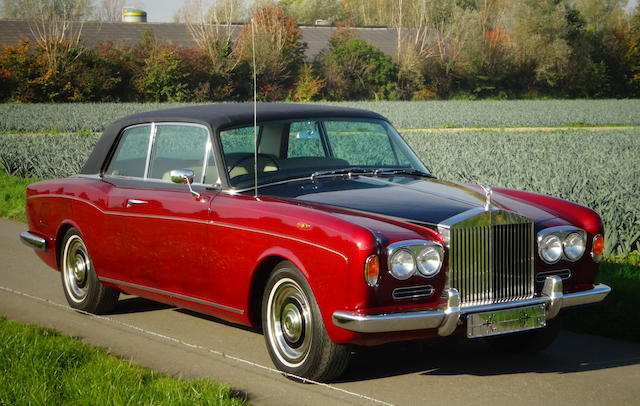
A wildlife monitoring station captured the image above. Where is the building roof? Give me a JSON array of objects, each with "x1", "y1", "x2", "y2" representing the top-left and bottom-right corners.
[{"x1": 0, "y1": 20, "x2": 400, "y2": 60}]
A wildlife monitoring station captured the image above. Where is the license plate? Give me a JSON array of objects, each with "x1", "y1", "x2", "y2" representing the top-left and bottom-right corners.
[{"x1": 466, "y1": 304, "x2": 546, "y2": 338}]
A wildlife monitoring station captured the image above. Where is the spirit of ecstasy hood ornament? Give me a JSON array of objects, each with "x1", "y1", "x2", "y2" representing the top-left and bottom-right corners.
[{"x1": 480, "y1": 185, "x2": 493, "y2": 211}]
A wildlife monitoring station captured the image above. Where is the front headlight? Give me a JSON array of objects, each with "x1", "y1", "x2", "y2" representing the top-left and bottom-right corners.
[
  {"x1": 564, "y1": 232, "x2": 586, "y2": 261},
  {"x1": 540, "y1": 234, "x2": 563, "y2": 263},
  {"x1": 389, "y1": 249, "x2": 416, "y2": 280},
  {"x1": 387, "y1": 240, "x2": 444, "y2": 280},
  {"x1": 416, "y1": 246, "x2": 443, "y2": 277},
  {"x1": 537, "y1": 226, "x2": 587, "y2": 263}
]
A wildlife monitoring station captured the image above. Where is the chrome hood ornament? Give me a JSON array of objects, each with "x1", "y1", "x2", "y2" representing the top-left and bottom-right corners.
[{"x1": 480, "y1": 185, "x2": 493, "y2": 211}]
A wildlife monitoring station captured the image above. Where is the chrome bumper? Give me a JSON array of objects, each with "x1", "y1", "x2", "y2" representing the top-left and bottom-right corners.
[
  {"x1": 20, "y1": 231, "x2": 47, "y2": 251},
  {"x1": 332, "y1": 276, "x2": 611, "y2": 336}
]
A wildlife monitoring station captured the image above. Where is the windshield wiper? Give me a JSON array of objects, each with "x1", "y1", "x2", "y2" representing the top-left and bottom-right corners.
[
  {"x1": 373, "y1": 168, "x2": 435, "y2": 178},
  {"x1": 309, "y1": 167, "x2": 376, "y2": 182}
]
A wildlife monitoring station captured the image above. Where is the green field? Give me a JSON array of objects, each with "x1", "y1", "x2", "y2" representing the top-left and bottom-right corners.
[{"x1": 1, "y1": 100, "x2": 640, "y2": 132}]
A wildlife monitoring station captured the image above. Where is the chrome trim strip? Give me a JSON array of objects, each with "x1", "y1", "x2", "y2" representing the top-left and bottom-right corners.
[
  {"x1": 20, "y1": 231, "x2": 47, "y2": 251},
  {"x1": 99, "y1": 277, "x2": 244, "y2": 314},
  {"x1": 143, "y1": 122, "x2": 156, "y2": 179},
  {"x1": 392, "y1": 285, "x2": 434, "y2": 300},
  {"x1": 332, "y1": 277, "x2": 611, "y2": 334},
  {"x1": 26, "y1": 195, "x2": 348, "y2": 260}
]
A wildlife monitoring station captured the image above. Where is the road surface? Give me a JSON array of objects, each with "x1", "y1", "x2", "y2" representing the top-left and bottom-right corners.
[{"x1": 1, "y1": 218, "x2": 639, "y2": 405}]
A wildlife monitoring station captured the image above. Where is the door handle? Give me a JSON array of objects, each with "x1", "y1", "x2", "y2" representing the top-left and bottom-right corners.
[{"x1": 126, "y1": 199, "x2": 148, "y2": 208}]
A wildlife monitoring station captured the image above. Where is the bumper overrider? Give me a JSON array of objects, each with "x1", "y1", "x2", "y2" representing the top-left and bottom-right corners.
[{"x1": 332, "y1": 276, "x2": 611, "y2": 336}]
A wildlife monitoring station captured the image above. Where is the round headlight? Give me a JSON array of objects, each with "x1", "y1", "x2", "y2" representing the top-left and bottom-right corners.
[
  {"x1": 564, "y1": 232, "x2": 586, "y2": 261},
  {"x1": 540, "y1": 234, "x2": 563, "y2": 263},
  {"x1": 389, "y1": 249, "x2": 415, "y2": 280},
  {"x1": 416, "y1": 246, "x2": 443, "y2": 277}
]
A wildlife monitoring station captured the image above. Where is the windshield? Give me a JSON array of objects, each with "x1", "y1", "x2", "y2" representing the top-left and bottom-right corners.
[{"x1": 219, "y1": 118, "x2": 429, "y2": 189}]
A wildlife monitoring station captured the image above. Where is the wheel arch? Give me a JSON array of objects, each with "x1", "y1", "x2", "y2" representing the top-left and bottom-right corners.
[{"x1": 247, "y1": 250, "x2": 312, "y2": 331}]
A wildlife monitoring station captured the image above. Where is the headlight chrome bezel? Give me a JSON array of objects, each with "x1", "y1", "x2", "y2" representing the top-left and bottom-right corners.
[
  {"x1": 537, "y1": 226, "x2": 587, "y2": 264},
  {"x1": 387, "y1": 240, "x2": 444, "y2": 280}
]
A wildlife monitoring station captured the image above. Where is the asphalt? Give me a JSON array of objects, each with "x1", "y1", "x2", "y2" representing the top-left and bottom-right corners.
[{"x1": 1, "y1": 217, "x2": 639, "y2": 406}]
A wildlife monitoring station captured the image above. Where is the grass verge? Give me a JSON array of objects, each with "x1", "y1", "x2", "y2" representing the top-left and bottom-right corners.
[
  {"x1": 0, "y1": 170, "x2": 36, "y2": 222},
  {"x1": 0, "y1": 317, "x2": 248, "y2": 405},
  {"x1": 564, "y1": 252, "x2": 640, "y2": 342}
]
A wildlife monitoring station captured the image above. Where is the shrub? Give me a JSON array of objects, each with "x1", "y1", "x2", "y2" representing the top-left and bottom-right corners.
[{"x1": 317, "y1": 37, "x2": 399, "y2": 100}]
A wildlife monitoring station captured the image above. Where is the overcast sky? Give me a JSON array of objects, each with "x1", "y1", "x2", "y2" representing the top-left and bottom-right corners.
[{"x1": 141, "y1": 0, "x2": 638, "y2": 23}]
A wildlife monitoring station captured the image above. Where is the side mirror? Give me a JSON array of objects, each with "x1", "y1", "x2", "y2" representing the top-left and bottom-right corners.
[{"x1": 170, "y1": 169, "x2": 200, "y2": 198}]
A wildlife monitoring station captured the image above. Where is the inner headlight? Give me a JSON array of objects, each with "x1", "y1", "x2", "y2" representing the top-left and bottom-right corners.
[
  {"x1": 416, "y1": 246, "x2": 443, "y2": 277},
  {"x1": 389, "y1": 249, "x2": 415, "y2": 280},
  {"x1": 564, "y1": 232, "x2": 586, "y2": 261},
  {"x1": 540, "y1": 234, "x2": 563, "y2": 263}
]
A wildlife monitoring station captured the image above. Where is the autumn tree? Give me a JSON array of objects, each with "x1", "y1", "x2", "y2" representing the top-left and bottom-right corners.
[
  {"x1": 234, "y1": 6, "x2": 306, "y2": 100},
  {"x1": 94, "y1": 0, "x2": 124, "y2": 22}
]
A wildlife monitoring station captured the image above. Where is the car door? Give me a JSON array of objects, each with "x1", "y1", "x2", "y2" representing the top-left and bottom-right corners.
[{"x1": 101, "y1": 122, "x2": 219, "y2": 300}]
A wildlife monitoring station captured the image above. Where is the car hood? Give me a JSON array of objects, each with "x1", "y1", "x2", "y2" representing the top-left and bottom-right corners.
[{"x1": 260, "y1": 176, "x2": 557, "y2": 226}]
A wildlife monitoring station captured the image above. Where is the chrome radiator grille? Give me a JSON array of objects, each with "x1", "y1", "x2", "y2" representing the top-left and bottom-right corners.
[{"x1": 449, "y1": 222, "x2": 534, "y2": 306}]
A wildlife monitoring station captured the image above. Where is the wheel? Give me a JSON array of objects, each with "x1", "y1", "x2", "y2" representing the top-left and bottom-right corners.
[
  {"x1": 262, "y1": 262, "x2": 351, "y2": 382},
  {"x1": 485, "y1": 316, "x2": 562, "y2": 354},
  {"x1": 60, "y1": 228, "x2": 119, "y2": 314}
]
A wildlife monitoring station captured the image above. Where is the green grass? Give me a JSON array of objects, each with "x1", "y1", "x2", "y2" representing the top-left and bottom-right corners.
[
  {"x1": 0, "y1": 317, "x2": 248, "y2": 406},
  {"x1": 0, "y1": 170, "x2": 36, "y2": 222},
  {"x1": 564, "y1": 252, "x2": 640, "y2": 341}
]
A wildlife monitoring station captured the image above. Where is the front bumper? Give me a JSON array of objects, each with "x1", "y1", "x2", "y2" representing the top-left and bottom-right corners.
[{"x1": 332, "y1": 276, "x2": 611, "y2": 336}]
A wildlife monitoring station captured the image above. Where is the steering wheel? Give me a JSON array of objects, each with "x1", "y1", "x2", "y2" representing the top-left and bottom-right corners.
[{"x1": 228, "y1": 153, "x2": 280, "y2": 175}]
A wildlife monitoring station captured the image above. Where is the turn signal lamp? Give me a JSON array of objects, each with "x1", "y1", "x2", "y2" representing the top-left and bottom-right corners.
[
  {"x1": 364, "y1": 255, "x2": 380, "y2": 287},
  {"x1": 591, "y1": 234, "x2": 604, "y2": 263}
]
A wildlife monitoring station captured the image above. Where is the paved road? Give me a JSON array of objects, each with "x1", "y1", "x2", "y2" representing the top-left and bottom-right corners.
[{"x1": 2, "y1": 218, "x2": 639, "y2": 405}]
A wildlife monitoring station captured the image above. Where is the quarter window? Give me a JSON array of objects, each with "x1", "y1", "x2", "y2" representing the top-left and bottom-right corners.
[{"x1": 105, "y1": 125, "x2": 151, "y2": 177}]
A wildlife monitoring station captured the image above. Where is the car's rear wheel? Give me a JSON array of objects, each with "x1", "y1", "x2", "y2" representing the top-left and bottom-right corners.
[
  {"x1": 60, "y1": 228, "x2": 119, "y2": 314},
  {"x1": 485, "y1": 316, "x2": 562, "y2": 353},
  {"x1": 262, "y1": 261, "x2": 350, "y2": 382}
]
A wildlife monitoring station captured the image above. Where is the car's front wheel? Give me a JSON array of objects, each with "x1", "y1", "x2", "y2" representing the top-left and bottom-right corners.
[
  {"x1": 262, "y1": 261, "x2": 350, "y2": 382},
  {"x1": 60, "y1": 228, "x2": 119, "y2": 314}
]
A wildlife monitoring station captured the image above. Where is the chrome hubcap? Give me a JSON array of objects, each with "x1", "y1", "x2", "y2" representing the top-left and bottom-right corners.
[
  {"x1": 267, "y1": 277, "x2": 312, "y2": 368},
  {"x1": 63, "y1": 235, "x2": 90, "y2": 303}
]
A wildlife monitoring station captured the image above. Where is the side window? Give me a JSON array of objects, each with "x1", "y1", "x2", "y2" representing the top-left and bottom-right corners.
[
  {"x1": 148, "y1": 124, "x2": 210, "y2": 183},
  {"x1": 106, "y1": 125, "x2": 151, "y2": 177},
  {"x1": 324, "y1": 121, "x2": 397, "y2": 166},
  {"x1": 220, "y1": 126, "x2": 256, "y2": 153},
  {"x1": 287, "y1": 121, "x2": 324, "y2": 158}
]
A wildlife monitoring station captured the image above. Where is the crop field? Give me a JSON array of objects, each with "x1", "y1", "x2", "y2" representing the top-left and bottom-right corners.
[
  {"x1": 1, "y1": 124, "x2": 638, "y2": 255},
  {"x1": 1, "y1": 100, "x2": 640, "y2": 132}
]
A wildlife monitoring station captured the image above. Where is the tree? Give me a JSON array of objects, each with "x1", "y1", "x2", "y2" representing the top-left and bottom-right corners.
[
  {"x1": 234, "y1": 6, "x2": 306, "y2": 100},
  {"x1": 277, "y1": 0, "x2": 343, "y2": 24},
  {"x1": 1, "y1": 0, "x2": 93, "y2": 20},
  {"x1": 95, "y1": 0, "x2": 124, "y2": 22},
  {"x1": 317, "y1": 34, "x2": 399, "y2": 100}
]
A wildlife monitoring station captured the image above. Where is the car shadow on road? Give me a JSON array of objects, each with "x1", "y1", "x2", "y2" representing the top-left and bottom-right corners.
[
  {"x1": 112, "y1": 296, "x2": 174, "y2": 314},
  {"x1": 337, "y1": 330, "x2": 640, "y2": 382}
]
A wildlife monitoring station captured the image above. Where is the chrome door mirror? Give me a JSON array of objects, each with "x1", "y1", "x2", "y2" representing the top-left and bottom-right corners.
[{"x1": 170, "y1": 169, "x2": 200, "y2": 198}]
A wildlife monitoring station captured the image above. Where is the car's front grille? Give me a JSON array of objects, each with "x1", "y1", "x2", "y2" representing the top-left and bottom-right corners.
[{"x1": 449, "y1": 222, "x2": 534, "y2": 306}]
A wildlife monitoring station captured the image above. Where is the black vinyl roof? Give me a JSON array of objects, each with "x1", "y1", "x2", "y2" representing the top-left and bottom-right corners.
[{"x1": 81, "y1": 103, "x2": 387, "y2": 174}]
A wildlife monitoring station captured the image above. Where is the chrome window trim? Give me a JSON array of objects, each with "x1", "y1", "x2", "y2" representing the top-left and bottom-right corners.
[
  {"x1": 105, "y1": 122, "x2": 217, "y2": 186},
  {"x1": 143, "y1": 122, "x2": 156, "y2": 179},
  {"x1": 537, "y1": 226, "x2": 587, "y2": 264}
]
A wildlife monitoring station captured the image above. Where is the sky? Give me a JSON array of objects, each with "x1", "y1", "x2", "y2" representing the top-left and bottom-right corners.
[{"x1": 140, "y1": 0, "x2": 638, "y2": 23}]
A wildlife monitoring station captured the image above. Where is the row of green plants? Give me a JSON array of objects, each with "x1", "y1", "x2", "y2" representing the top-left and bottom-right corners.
[
  {"x1": 1, "y1": 127, "x2": 638, "y2": 255},
  {"x1": 0, "y1": 317, "x2": 247, "y2": 405},
  {"x1": 2, "y1": 99, "x2": 640, "y2": 133},
  {"x1": 2, "y1": 1, "x2": 640, "y2": 103}
]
